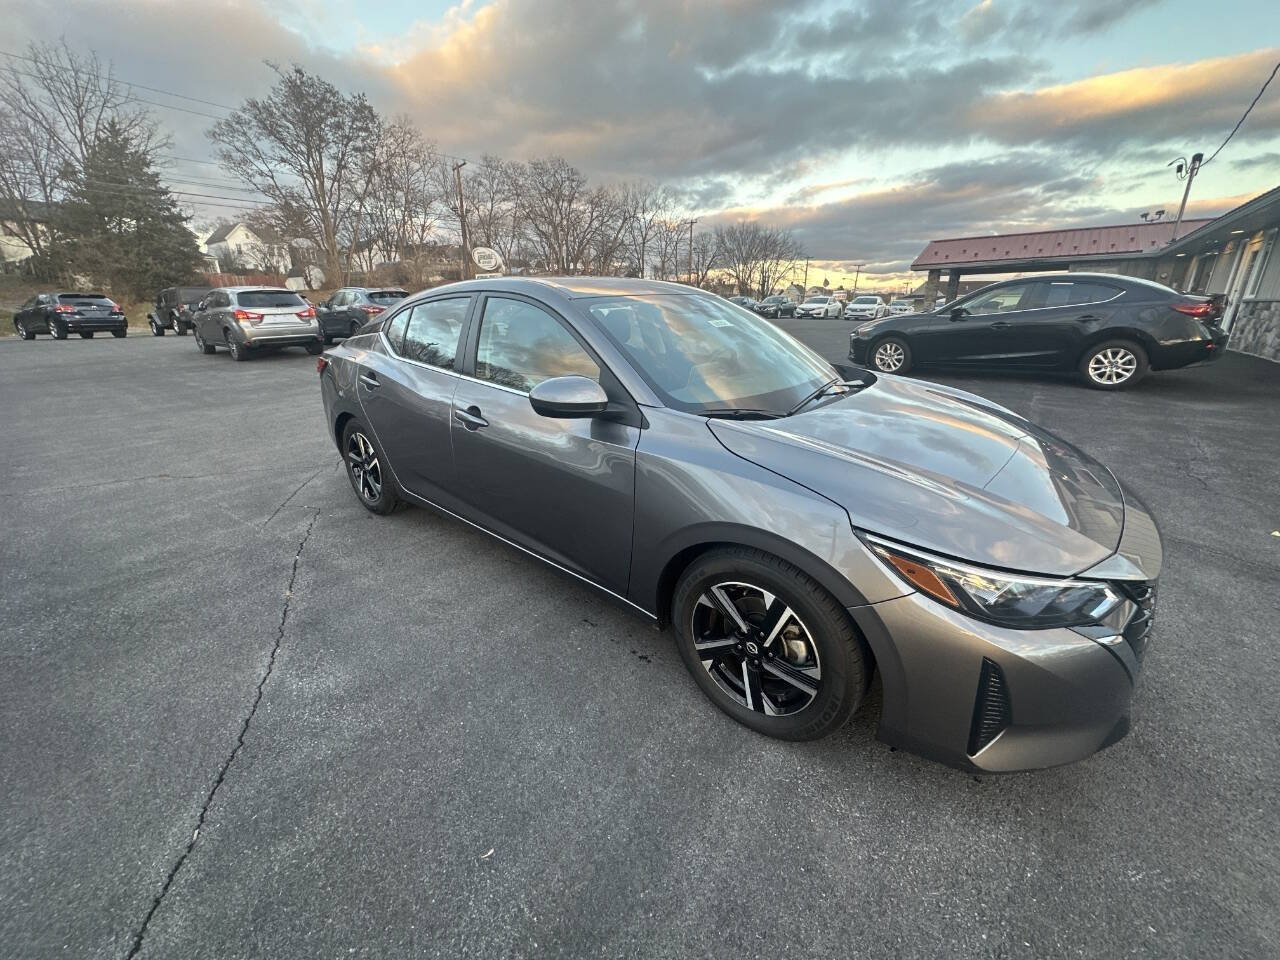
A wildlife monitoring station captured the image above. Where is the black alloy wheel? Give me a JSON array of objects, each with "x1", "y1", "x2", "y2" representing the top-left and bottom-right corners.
[
  {"x1": 342, "y1": 421, "x2": 400, "y2": 515},
  {"x1": 150, "y1": 318, "x2": 164, "y2": 336},
  {"x1": 49, "y1": 318, "x2": 67, "y2": 340},
  {"x1": 111, "y1": 329, "x2": 126, "y2": 338},
  {"x1": 672, "y1": 547, "x2": 870, "y2": 740},
  {"x1": 16, "y1": 320, "x2": 34, "y2": 340}
]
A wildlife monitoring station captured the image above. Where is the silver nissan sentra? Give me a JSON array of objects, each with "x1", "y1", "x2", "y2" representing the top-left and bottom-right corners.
[{"x1": 318, "y1": 277, "x2": 1161, "y2": 772}]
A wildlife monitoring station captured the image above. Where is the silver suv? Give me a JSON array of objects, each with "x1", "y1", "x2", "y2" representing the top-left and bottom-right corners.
[{"x1": 189, "y1": 287, "x2": 323, "y2": 361}]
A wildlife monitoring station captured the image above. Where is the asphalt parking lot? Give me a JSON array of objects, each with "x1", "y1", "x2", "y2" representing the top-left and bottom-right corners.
[{"x1": 2, "y1": 326, "x2": 1277, "y2": 959}]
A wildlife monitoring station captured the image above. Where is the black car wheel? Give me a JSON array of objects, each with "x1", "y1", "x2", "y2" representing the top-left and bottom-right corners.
[
  {"x1": 49, "y1": 318, "x2": 67, "y2": 340},
  {"x1": 226, "y1": 333, "x2": 248, "y2": 361},
  {"x1": 194, "y1": 328, "x2": 216, "y2": 355},
  {"x1": 174, "y1": 316, "x2": 188, "y2": 336},
  {"x1": 870, "y1": 336, "x2": 912, "y2": 374},
  {"x1": 1081, "y1": 340, "x2": 1148, "y2": 390},
  {"x1": 305, "y1": 341, "x2": 324, "y2": 356},
  {"x1": 79, "y1": 331, "x2": 94, "y2": 338},
  {"x1": 111, "y1": 329, "x2": 126, "y2": 338},
  {"x1": 349, "y1": 321, "x2": 361, "y2": 338},
  {"x1": 343, "y1": 420, "x2": 400, "y2": 515},
  {"x1": 149, "y1": 318, "x2": 164, "y2": 336},
  {"x1": 672, "y1": 547, "x2": 870, "y2": 741},
  {"x1": 16, "y1": 320, "x2": 35, "y2": 340}
]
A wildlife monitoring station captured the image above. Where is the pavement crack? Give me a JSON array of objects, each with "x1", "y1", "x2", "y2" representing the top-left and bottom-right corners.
[
  {"x1": 124, "y1": 507, "x2": 322, "y2": 960},
  {"x1": 262, "y1": 466, "x2": 326, "y2": 527}
]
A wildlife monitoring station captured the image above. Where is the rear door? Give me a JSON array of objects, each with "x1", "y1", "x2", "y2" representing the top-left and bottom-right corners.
[
  {"x1": 1001, "y1": 279, "x2": 1123, "y2": 368},
  {"x1": 237, "y1": 289, "x2": 310, "y2": 329},
  {"x1": 449, "y1": 293, "x2": 640, "y2": 593},
  {"x1": 355, "y1": 295, "x2": 472, "y2": 504}
]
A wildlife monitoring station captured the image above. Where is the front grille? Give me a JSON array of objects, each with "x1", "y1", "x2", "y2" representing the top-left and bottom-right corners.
[
  {"x1": 967, "y1": 658, "x2": 1012, "y2": 756},
  {"x1": 1118, "y1": 581, "x2": 1158, "y2": 662}
]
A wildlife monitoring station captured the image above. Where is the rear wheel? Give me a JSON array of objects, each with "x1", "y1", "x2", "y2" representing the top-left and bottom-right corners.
[
  {"x1": 111, "y1": 329, "x2": 126, "y2": 338},
  {"x1": 1081, "y1": 340, "x2": 1147, "y2": 390},
  {"x1": 79, "y1": 332, "x2": 94, "y2": 339},
  {"x1": 870, "y1": 336, "x2": 911, "y2": 374},
  {"x1": 305, "y1": 341, "x2": 324, "y2": 356},
  {"x1": 349, "y1": 320, "x2": 361, "y2": 338},
  {"x1": 49, "y1": 318, "x2": 67, "y2": 340},
  {"x1": 173, "y1": 315, "x2": 188, "y2": 335},
  {"x1": 226, "y1": 333, "x2": 248, "y2": 361},
  {"x1": 342, "y1": 420, "x2": 401, "y2": 515},
  {"x1": 672, "y1": 547, "x2": 870, "y2": 741}
]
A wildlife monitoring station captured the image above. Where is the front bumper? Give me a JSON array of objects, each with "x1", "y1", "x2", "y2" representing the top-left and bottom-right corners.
[
  {"x1": 849, "y1": 586, "x2": 1152, "y2": 772},
  {"x1": 849, "y1": 335, "x2": 871, "y2": 364}
]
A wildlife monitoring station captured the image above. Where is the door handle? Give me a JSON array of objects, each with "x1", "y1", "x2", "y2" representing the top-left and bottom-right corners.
[
  {"x1": 990, "y1": 320, "x2": 1011, "y2": 330},
  {"x1": 453, "y1": 405, "x2": 488, "y2": 430},
  {"x1": 358, "y1": 372, "x2": 380, "y2": 389},
  {"x1": 1076, "y1": 314, "x2": 1103, "y2": 323}
]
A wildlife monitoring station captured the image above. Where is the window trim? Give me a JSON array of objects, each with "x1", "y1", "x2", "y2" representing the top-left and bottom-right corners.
[
  {"x1": 1033, "y1": 279, "x2": 1125, "y2": 309},
  {"x1": 379, "y1": 293, "x2": 475, "y2": 370},
  {"x1": 461, "y1": 292, "x2": 603, "y2": 396}
]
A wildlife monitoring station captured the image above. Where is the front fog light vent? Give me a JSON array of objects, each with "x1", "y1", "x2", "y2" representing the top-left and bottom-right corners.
[{"x1": 968, "y1": 658, "x2": 1011, "y2": 756}]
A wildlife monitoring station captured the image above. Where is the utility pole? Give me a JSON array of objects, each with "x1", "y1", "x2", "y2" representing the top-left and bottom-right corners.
[
  {"x1": 1170, "y1": 152, "x2": 1203, "y2": 241},
  {"x1": 686, "y1": 218, "x2": 698, "y2": 285},
  {"x1": 453, "y1": 160, "x2": 469, "y2": 280},
  {"x1": 852, "y1": 263, "x2": 864, "y2": 294},
  {"x1": 802, "y1": 256, "x2": 810, "y2": 291}
]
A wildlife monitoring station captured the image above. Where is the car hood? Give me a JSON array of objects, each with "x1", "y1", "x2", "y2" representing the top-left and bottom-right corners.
[{"x1": 707, "y1": 376, "x2": 1127, "y2": 576}]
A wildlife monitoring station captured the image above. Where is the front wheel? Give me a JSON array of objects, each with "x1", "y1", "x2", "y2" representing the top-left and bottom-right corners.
[
  {"x1": 150, "y1": 318, "x2": 164, "y2": 336},
  {"x1": 869, "y1": 336, "x2": 912, "y2": 374},
  {"x1": 111, "y1": 329, "x2": 126, "y2": 338},
  {"x1": 342, "y1": 420, "x2": 401, "y2": 515},
  {"x1": 194, "y1": 328, "x2": 216, "y2": 355},
  {"x1": 1080, "y1": 340, "x2": 1147, "y2": 390},
  {"x1": 16, "y1": 320, "x2": 35, "y2": 340},
  {"x1": 79, "y1": 332, "x2": 94, "y2": 339},
  {"x1": 671, "y1": 547, "x2": 870, "y2": 741}
]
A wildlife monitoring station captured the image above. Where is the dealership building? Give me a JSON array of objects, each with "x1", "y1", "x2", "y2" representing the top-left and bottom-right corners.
[{"x1": 910, "y1": 184, "x2": 1280, "y2": 363}]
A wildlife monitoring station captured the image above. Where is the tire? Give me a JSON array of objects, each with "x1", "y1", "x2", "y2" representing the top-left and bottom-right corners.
[
  {"x1": 869, "y1": 336, "x2": 912, "y2": 374},
  {"x1": 194, "y1": 327, "x2": 216, "y2": 355},
  {"x1": 1080, "y1": 339, "x2": 1148, "y2": 390},
  {"x1": 111, "y1": 329, "x2": 126, "y2": 338},
  {"x1": 305, "y1": 341, "x2": 324, "y2": 356},
  {"x1": 79, "y1": 332, "x2": 94, "y2": 339},
  {"x1": 49, "y1": 318, "x2": 67, "y2": 340},
  {"x1": 150, "y1": 319, "x2": 164, "y2": 336},
  {"x1": 174, "y1": 315, "x2": 188, "y2": 336},
  {"x1": 226, "y1": 332, "x2": 249, "y2": 361},
  {"x1": 341, "y1": 419, "x2": 401, "y2": 515},
  {"x1": 349, "y1": 321, "x2": 361, "y2": 338},
  {"x1": 671, "y1": 547, "x2": 871, "y2": 741},
  {"x1": 16, "y1": 321, "x2": 35, "y2": 340}
]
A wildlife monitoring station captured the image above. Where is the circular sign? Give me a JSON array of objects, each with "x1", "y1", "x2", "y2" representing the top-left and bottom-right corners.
[{"x1": 471, "y1": 247, "x2": 503, "y2": 272}]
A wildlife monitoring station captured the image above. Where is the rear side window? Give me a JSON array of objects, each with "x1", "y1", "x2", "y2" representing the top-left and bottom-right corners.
[
  {"x1": 1042, "y1": 281, "x2": 1119, "y2": 307},
  {"x1": 237, "y1": 290, "x2": 304, "y2": 309},
  {"x1": 401, "y1": 297, "x2": 469, "y2": 369},
  {"x1": 474, "y1": 297, "x2": 598, "y2": 392}
]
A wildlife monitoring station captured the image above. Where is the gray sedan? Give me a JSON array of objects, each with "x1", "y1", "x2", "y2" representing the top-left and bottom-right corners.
[{"x1": 318, "y1": 277, "x2": 1160, "y2": 772}]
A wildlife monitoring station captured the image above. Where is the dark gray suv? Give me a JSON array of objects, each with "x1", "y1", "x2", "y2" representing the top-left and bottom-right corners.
[{"x1": 318, "y1": 277, "x2": 1161, "y2": 772}]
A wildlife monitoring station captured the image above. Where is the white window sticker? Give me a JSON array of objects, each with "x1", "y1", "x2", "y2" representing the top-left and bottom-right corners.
[{"x1": 707, "y1": 317, "x2": 733, "y2": 328}]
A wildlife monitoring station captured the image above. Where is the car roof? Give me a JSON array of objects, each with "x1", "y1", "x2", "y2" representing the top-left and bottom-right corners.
[
  {"x1": 421, "y1": 276, "x2": 706, "y2": 300},
  {"x1": 217, "y1": 285, "x2": 297, "y2": 293}
]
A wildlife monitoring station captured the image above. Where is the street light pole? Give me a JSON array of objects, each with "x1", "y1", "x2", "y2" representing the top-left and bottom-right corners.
[
  {"x1": 1171, "y1": 152, "x2": 1203, "y2": 241},
  {"x1": 687, "y1": 218, "x2": 698, "y2": 285},
  {"x1": 852, "y1": 263, "x2": 864, "y2": 294}
]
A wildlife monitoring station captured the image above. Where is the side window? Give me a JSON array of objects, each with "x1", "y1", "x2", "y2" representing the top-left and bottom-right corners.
[
  {"x1": 20, "y1": 296, "x2": 37, "y2": 309},
  {"x1": 383, "y1": 305, "x2": 411, "y2": 351},
  {"x1": 1042, "y1": 281, "x2": 1119, "y2": 307},
  {"x1": 474, "y1": 297, "x2": 599, "y2": 393},
  {"x1": 334, "y1": 291, "x2": 351, "y2": 307},
  {"x1": 401, "y1": 297, "x2": 469, "y2": 369},
  {"x1": 965, "y1": 283, "x2": 1036, "y2": 314}
]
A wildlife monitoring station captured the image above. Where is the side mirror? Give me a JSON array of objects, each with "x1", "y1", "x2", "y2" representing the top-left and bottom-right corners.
[
  {"x1": 529, "y1": 376, "x2": 610, "y2": 418},
  {"x1": 950, "y1": 307, "x2": 969, "y2": 321}
]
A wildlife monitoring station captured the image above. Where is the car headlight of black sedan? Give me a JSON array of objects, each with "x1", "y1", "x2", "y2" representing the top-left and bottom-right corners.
[{"x1": 867, "y1": 537, "x2": 1124, "y2": 629}]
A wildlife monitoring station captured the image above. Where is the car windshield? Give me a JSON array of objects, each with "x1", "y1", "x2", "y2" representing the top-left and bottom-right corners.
[
  {"x1": 368, "y1": 290, "x2": 408, "y2": 303},
  {"x1": 804, "y1": 298, "x2": 828, "y2": 304},
  {"x1": 854, "y1": 296, "x2": 878, "y2": 304},
  {"x1": 584, "y1": 294, "x2": 835, "y2": 415},
  {"x1": 890, "y1": 300, "x2": 909, "y2": 307},
  {"x1": 237, "y1": 290, "x2": 305, "y2": 308}
]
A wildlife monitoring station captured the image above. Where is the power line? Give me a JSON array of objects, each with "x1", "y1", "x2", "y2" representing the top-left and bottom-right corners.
[
  {"x1": 0, "y1": 48, "x2": 237, "y2": 111},
  {"x1": 1203, "y1": 58, "x2": 1280, "y2": 166},
  {"x1": 1, "y1": 65, "x2": 227, "y2": 119}
]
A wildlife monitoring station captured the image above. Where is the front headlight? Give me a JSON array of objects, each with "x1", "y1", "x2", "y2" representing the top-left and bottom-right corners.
[{"x1": 867, "y1": 537, "x2": 1123, "y2": 629}]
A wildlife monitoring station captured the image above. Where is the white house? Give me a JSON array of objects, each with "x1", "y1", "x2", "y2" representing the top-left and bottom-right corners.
[{"x1": 202, "y1": 222, "x2": 290, "y2": 273}]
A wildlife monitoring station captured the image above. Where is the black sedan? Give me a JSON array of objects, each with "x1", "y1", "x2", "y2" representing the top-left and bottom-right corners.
[
  {"x1": 849, "y1": 273, "x2": 1227, "y2": 389},
  {"x1": 753, "y1": 295, "x2": 796, "y2": 318},
  {"x1": 12, "y1": 292, "x2": 127, "y2": 340},
  {"x1": 316, "y1": 287, "x2": 410, "y2": 342}
]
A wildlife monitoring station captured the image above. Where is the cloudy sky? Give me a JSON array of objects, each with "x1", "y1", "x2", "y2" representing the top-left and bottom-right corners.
[{"x1": 4, "y1": 0, "x2": 1278, "y2": 288}]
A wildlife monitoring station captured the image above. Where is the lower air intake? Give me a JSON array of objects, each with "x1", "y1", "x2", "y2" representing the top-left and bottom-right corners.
[{"x1": 968, "y1": 658, "x2": 1011, "y2": 756}]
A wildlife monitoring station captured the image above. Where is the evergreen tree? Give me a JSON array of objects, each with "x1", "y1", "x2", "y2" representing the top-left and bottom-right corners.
[{"x1": 54, "y1": 121, "x2": 203, "y2": 298}]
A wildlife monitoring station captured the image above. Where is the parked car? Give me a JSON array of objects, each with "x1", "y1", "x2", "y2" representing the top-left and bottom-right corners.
[
  {"x1": 849, "y1": 273, "x2": 1227, "y2": 389},
  {"x1": 794, "y1": 295, "x2": 841, "y2": 318},
  {"x1": 11, "y1": 292, "x2": 127, "y2": 340},
  {"x1": 188, "y1": 287, "x2": 322, "y2": 361},
  {"x1": 727, "y1": 295, "x2": 757, "y2": 310},
  {"x1": 843, "y1": 295, "x2": 888, "y2": 321},
  {"x1": 887, "y1": 299, "x2": 913, "y2": 315},
  {"x1": 753, "y1": 295, "x2": 796, "y2": 319},
  {"x1": 147, "y1": 286, "x2": 211, "y2": 336},
  {"x1": 318, "y1": 276, "x2": 1161, "y2": 771},
  {"x1": 316, "y1": 287, "x2": 409, "y2": 343}
]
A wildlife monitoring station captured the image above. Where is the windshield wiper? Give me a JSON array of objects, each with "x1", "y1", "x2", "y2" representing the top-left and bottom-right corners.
[
  {"x1": 700, "y1": 407, "x2": 781, "y2": 420},
  {"x1": 786, "y1": 377, "x2": 869, "y2": 416}
]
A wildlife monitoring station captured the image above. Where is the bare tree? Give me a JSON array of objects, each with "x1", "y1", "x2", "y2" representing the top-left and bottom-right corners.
[
  {"x1": 350, "y1": 117, "x2": 442, "y2": 273},
  {"x1": 689, "y1": 230, "x2": 720, "y2": 288},
  {"x1": 713, "y1": 221, "x2": 803, "y2": 298},
  {"x1": 460, "y1": 154, "x2": 526, "y2": 270},
  {"x1": 0, "y1": 40, "x2": 162, "y2": 273},
  {"x1": 518, "y1": 156, "x2": 616, "y2": 274},
  {"x1": 209, "y1": 64, "x2": 379, "y2": 285},
  {"x1": 620, "y1": 182, "x2": 671, "y2": 278}
]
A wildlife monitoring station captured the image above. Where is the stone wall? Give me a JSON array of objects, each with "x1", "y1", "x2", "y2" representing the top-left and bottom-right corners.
[{"x1": 1231, "y1": 299, "x2": 1280, "y2": 363}]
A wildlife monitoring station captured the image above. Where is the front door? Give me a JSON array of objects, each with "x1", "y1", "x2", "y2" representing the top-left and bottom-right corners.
[
  {"x1": 450, "y1": 294, "x2": 640, "y2": 594},
  {"x1": 911, "y1": 281, "x2": 1038, "y2": 364},
  {"x1": 356, "y1": 295, "x2": 471, "y2": 504}
]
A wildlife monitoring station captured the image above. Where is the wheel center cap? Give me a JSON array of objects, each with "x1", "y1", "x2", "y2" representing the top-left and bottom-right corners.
[{"x1": 745, "y1": 640, "x2": 759, "y2": 656}]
